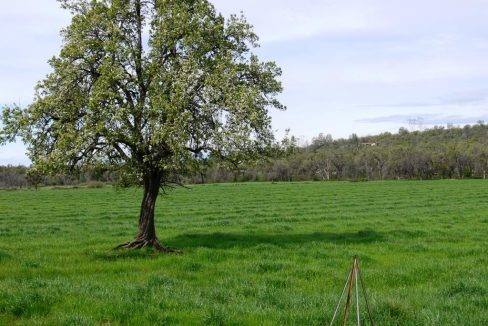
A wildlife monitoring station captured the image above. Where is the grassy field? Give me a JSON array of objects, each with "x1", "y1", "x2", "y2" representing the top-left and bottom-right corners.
[{"x1": 0, "y1": 180, "x2": 487, "y2": 325}]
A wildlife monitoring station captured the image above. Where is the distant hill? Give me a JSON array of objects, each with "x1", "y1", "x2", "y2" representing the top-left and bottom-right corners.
[{"x1": 198, "y1": 123, "x2": 488, "y2": 183}]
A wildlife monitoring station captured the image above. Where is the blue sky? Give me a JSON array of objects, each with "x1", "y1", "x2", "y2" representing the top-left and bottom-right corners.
[{"x1": 2, "y1": 0, "x2": 488, "y2": 165}]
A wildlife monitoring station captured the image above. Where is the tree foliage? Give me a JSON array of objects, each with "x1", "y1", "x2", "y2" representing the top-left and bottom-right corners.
[{"x1": 1, "y1": 0, "x2": 284, "y2": 185}]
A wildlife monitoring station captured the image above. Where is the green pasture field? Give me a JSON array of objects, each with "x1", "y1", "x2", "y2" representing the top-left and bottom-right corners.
[{"x1": 0, "y1": 180, "x2": 487, "y2": 325}]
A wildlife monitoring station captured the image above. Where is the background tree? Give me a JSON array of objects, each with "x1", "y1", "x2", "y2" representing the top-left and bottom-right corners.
[
  {"x1": 0, "y1": 0, "x2": 284, "y2": 252},
  {"x1": 370, "y1": 147, "x2": 388, "y2": 180},
  {"x1": 471, "y1": 142, "x2": 488, "y2": 179},
  {"x1": 26, "y1": 168, "x2": 44, "y2": 190}
]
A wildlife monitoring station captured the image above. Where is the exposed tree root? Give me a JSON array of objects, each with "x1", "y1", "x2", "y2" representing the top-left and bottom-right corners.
[{"x1": 114, "y1": 238, "x2": 181, "y2": 253}]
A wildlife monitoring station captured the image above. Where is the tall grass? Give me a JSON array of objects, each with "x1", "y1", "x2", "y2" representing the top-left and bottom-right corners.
[{"x1": 0, "y1": 180, "x2": 487, "y2": 324}]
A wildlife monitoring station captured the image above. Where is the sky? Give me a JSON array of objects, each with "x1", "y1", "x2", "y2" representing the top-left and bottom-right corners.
[{"x1": 1, "y1": 0, "x2": 488, "y2": 165}]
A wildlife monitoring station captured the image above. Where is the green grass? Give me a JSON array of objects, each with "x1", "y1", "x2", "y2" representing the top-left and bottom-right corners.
[{"x1": 0, "y1": 180, "x2": 487, "y2": 325}]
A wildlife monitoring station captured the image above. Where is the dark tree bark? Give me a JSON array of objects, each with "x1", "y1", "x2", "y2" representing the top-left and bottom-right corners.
[
  {"x1": 137, "y1": 172, "x2": 160, "y2": 241},
  {"x1": 116, "y1": 171, "x2": 177, "y2": 253}
]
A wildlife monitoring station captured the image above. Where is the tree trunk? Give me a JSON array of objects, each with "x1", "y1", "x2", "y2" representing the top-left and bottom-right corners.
[
  {"x1": 136, "y1": 172, "x2": 160, "y2": 241},
  {"x1": 116, "y1": 171, "x2": 177, "y2": 253}
]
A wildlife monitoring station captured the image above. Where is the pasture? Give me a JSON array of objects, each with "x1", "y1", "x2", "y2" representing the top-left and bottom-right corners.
[{"x1": 0, "y1": 180, "x2": 487, "y2": 325}]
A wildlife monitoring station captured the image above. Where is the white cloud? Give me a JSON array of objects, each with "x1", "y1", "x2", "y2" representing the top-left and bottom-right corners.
[
  {"x1": 0, "y1": 143, "x2": 29, "y2": 166},
  {"x1": 213, "y1": 0, "x2": 488, "y2": 43},
  {"x1": 213, "y1": 0, "x2": 382, "y2": 43},
  {"x1": 0, "y1": 1, "x2": 69, "y2": 105}
]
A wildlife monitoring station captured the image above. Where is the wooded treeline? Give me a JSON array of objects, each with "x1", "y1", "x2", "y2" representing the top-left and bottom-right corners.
[
  {"x1": 0, "y1": 165, "x2": 117, "y2": 189},
  {"x1": 193, "y1": 123, "x2": 488, "y2": 183},
  {"x1": 2, "y1": 123, "x2": 487, "y2": 188}
]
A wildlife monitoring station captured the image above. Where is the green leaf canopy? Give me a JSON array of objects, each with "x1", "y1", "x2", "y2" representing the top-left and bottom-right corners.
[{"x1": 1, "y1": 0, "x2": 284, "y2": 184}]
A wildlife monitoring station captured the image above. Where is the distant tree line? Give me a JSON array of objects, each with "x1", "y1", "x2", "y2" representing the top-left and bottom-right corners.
[
  {"x1": 189, "y1": 123, "x2": 488, "y2": 183},
  {"x1": 1, "y1": 123, "x2": 487, "y2": 188},
  {"x1": 0, "y1": 165, "x2": 117, "y2": 189}
]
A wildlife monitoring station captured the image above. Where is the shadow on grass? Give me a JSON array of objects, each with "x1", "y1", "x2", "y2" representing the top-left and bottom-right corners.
[{"x1": 167, "y1": 230, "x2": 384, "y2": 250}]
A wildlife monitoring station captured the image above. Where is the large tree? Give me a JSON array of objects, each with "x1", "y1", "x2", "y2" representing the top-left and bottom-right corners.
[{"x1": 0, "y1": 0, "x2": 284, "y2": 252}]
